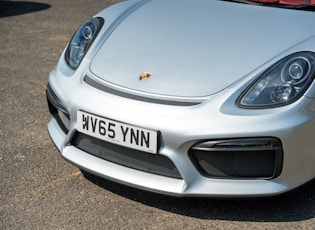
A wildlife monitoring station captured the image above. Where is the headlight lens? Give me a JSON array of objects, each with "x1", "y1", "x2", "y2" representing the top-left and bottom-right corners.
[
  {"x1": 65, "y1": 17, "x2": 104, "y2": 69},
  {"x1": 238, "y1": 52, "x2": 315, "y2": 108}
]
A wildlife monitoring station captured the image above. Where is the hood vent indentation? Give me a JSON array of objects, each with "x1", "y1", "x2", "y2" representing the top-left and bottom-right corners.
[{"x1": 84, "y1": 75, "x2": 203, "y2": 106}]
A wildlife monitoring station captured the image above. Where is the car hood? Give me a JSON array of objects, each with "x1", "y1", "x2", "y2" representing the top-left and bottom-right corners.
[{"x1": 90, "y1": 0, "x2": 315, "y2": 98}]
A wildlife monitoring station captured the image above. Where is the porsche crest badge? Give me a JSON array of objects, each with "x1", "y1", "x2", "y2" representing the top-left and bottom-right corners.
[{"x1": 139, "y1": 72, "x2": 152, "y2": 81}]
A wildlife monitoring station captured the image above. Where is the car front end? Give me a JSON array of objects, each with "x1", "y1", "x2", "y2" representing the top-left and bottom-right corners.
[{"x1": 47, "y1": 0, "x2": 315, "y2": 197}]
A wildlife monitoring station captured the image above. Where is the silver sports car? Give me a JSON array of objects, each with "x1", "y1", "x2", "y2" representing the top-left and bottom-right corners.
[{"x1": 47, "y1": 0, "x2": 315, "y2": 197}]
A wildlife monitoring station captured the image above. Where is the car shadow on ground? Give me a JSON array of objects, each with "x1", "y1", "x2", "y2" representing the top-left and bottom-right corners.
[
  {"x1": 0, "y1": 1, "x2": 50, "y2": 18},
  {"x1": 82, "y1": 171, "x2": 315, "y2": 222}
]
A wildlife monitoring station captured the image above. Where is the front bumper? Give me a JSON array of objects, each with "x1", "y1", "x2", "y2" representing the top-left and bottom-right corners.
[{"x1": 46, "y1": 69, "x2": 315, "y2": 197}]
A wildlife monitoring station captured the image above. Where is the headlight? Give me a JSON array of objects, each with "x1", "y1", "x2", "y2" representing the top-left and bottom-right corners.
[
  {"x1": 65, "y1": 17, "x2": 104, "y2": 69},
  {"x1": 238, "y1": 52, "x2": 315, "y2": 108}
]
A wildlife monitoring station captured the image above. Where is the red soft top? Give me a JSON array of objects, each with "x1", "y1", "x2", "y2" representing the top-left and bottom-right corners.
[{"x1": 253, "y1": 0, "x2": 315, "y2": 5}]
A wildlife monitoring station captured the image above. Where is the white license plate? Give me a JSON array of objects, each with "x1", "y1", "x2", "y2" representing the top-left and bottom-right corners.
[{"x1": 77, "y1": 111, "x2": 158, "y2": 154}]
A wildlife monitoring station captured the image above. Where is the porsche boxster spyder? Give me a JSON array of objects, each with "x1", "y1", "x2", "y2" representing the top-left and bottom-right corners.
[{"x1": 47, "y1": 0, "x2": 315, "y2": 197}]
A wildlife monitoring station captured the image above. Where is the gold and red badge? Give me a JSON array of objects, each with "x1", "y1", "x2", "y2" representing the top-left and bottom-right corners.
[{"x1": 139, "y1": 72, "x2": 152, "y2": 81}]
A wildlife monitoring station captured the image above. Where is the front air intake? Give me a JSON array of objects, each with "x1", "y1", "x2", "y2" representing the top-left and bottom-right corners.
[
  {"x1": 189, "y1": 138, "x2": 283, "y2": 179},
  {"x1": 71, "y1": 132, "x2": 182, "y2": 179}
]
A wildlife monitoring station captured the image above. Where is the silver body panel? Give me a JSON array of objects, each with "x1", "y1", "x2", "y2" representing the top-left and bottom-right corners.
[
  {"x1": 47, "y1": 0, "x2": 315, "y2": 197},
  {"x1": 91, "y1": 0, "x2": 315, "y2": 97}
]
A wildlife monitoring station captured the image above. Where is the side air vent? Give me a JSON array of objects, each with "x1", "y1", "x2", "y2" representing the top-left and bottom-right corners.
[{"x1": 46, "y1": 85, "x2": 70, "y2": 133}]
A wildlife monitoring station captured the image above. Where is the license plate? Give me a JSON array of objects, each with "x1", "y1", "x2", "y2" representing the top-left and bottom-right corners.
[{"x1": 77, "y1": 111, "x2": 158, "y2": 154}]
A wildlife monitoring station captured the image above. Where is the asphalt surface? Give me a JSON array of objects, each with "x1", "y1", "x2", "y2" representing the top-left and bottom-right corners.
[{"x1": 1, "y1": 0, "x2": 315, "y2": 229}]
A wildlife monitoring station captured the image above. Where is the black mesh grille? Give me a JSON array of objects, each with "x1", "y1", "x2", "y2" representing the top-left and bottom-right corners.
[
  {"x1": 192, "y1": 150, "x2": 276, "y2": 178},
  {"x1": 189, "y1": 138, "x2": 283, "y2": 179},
  {"x1": 71, "y1": 132, "x2": 182, "y2": 179}
]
